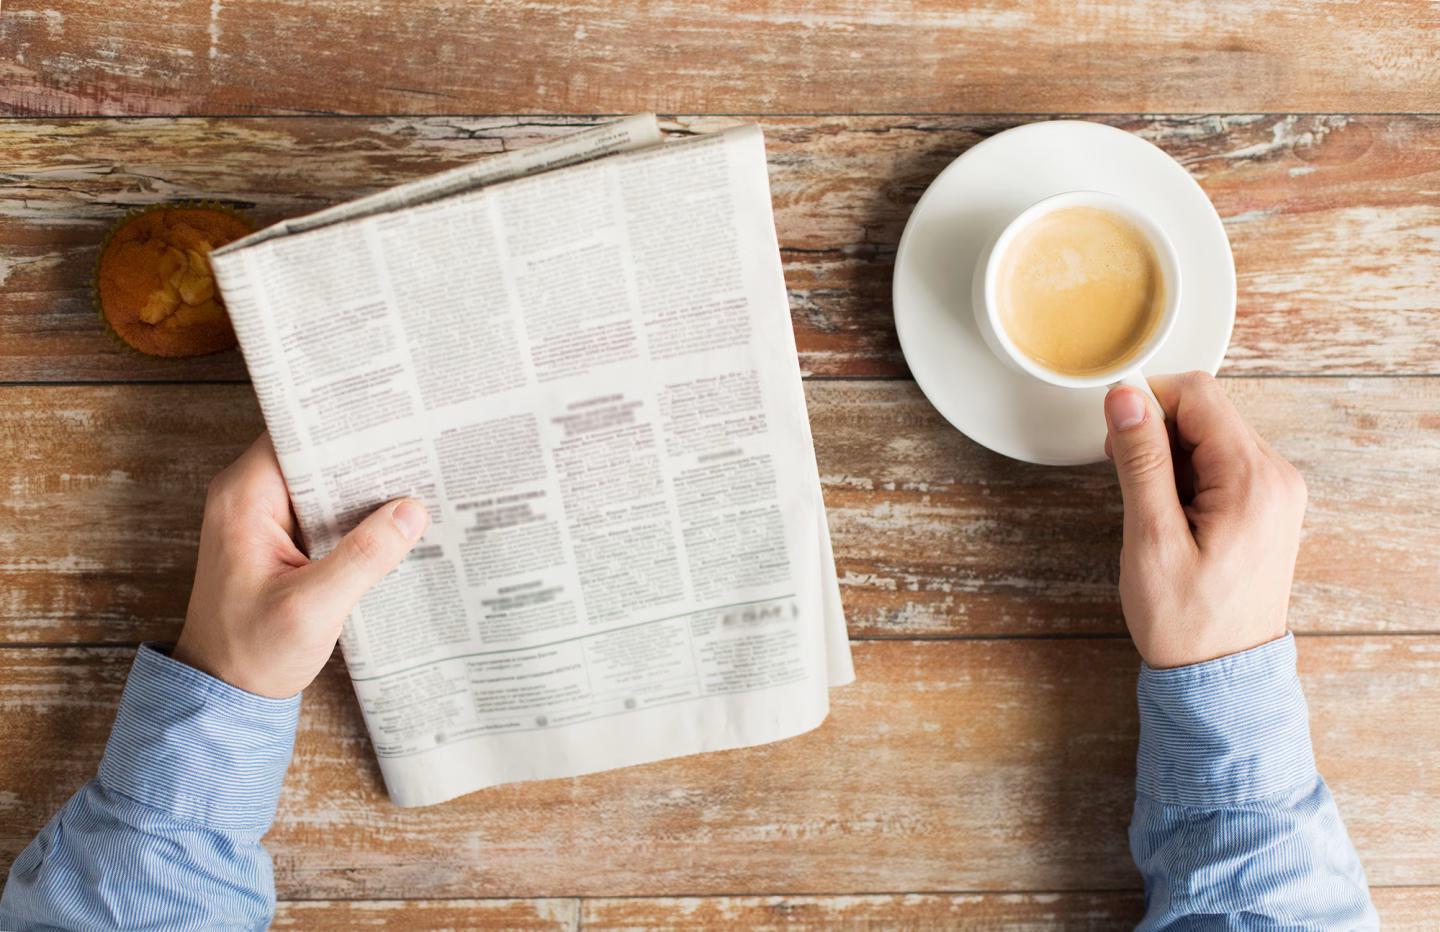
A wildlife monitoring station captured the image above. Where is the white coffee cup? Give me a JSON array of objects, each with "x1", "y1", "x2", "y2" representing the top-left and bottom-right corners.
[{"x1": 970, "y1": 190, "x2": 1182, "y2": 410}]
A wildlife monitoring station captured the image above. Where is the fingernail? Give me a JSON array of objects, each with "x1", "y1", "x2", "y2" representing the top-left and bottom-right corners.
[
  {"x1": 1106, "y1": 389, "x2": 1149, "y2": 432},
  {"x1": 392, "y1": 500, "x2": 428, "y2": 541}
]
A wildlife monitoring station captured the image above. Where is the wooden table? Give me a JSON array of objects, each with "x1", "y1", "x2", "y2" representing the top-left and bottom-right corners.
[{"x1": 4, "y1": 2, "x2": 1440, "y2": 928}]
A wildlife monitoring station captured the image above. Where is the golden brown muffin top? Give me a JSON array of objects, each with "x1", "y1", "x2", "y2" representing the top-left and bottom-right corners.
[{"x1": 97, "y1": 208, "x2": 254, "y2": 357}]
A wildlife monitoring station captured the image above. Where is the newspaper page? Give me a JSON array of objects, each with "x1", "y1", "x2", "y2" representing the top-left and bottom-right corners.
[
  {"x1": 224, "y1": 114, "x2": 665, "y2": 251},
  {"x1": 211, "y1": 119, "x2": 853, "y2": 807}
]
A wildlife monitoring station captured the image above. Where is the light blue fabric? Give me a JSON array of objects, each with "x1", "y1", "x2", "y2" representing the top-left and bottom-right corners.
[
  {"x1": 1131, "y1": 633, "x2": 1378, "y2": 929},
  {"x1": 0, "y1": 645, "x2": 298, "y2": 931},
  {"x1": 1, "y1": 635, "x2": 1377, "y2": 930}
]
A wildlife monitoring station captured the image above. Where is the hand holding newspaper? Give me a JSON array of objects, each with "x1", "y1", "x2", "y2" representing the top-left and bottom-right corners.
[{"x1": 210, "y1": 115, "x2": 853, "y2": 807}]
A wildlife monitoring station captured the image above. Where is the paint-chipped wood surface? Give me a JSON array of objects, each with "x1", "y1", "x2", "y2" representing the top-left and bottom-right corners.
[
  {"x1": 580, "y1": 889, "x2": 1440, "y2": 930},
  {"x1": 271, "y1": 898, "x2": 579, "y2": 930},
  {"x1": 269, "y1": 887, "x2": 1440, "y2": 930},
  {"x1": 4, "y1": 379, "x2": 1436, "y2": 645},
  {"x1": 0, "y1": 640, "x2": 1436, "y2": 917},
  {"x1": 4, "y1": 114, "x2": 1440, "y2": 381},
  {"x1": 4, "y1": 2, "x2": 1440, "y2": 116},
  {"x1": 3, "y1": 2, "x2": 1439, "y2": 927}
]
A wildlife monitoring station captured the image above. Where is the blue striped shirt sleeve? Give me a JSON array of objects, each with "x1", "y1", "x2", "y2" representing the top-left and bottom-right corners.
[
  {"x1": 0, "y1": 644, "x2": 300, "y2": 931},
  {"x1": 1130, "y1": 633, "x2": 1379, "y2": 929}
]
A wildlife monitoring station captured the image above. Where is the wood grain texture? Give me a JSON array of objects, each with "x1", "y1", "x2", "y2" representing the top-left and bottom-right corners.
[
  {"x1": 4, "y1": 1, "x2": 1440, "y2": 116},
  {"x1": 1364, "y1": 888, "x2": 1440, "y2": 930},
  {"x1": 266, "y1": 888, "x2": 1440, "y2": 930},
  {"x1": 1, "y1": 637, "x2": 1437, "y2": 898},
  {"x1": 587, "y1": 888, "x2": 1440, "y2": 930},
  {"x1": 0, "y1": 386, "x2": 261, "y2": 642},
  {"x1": 580, "y1": 892, "x2": 1143, "y2": 930},
  {"x1": 815, "y1": 378, "x2": 1440, "y2": 639},
  {"x1": 4, "y1": 115, "x2": 1439, "y2": 381},
  {"x1": 3, "y1": 379, "x2": 1436, "y2": 644},
  {"x1": 272, "y1": 898, "x2": 578, "y2": 930}
]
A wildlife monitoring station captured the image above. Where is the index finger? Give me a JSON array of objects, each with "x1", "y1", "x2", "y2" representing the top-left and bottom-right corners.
[
  {"x1": 213, "y1": 431, "x2": 296, "y2": 536},
  {"x1": 1148, "y1": 371, "x2": 1263, "y2": 477}
]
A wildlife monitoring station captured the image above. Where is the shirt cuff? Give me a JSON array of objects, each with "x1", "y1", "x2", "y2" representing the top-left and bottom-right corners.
[
  {"x1": 97, "y1": 644, "x2": 301, "y2": 835},
  {"x1": 1136, "y1": 633, "x2": 1316, "y2": 807}
]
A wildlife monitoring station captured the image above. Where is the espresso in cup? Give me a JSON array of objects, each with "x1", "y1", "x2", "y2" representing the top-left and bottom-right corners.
[{"x1": 994, "y1": 206, "x2": 1166, "y2": 377}]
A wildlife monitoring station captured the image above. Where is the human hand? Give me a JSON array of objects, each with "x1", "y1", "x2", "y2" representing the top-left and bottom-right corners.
[
  {"x1": 1103, "y1": 372, "x2": 1307, "y2": 669},
  {"x1": 173, "y1": 433, "x2": 428, "y2": 698}
]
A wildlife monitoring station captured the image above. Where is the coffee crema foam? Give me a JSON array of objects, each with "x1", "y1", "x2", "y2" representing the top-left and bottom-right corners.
[{"x1": 996, "y1": 206, "x2": 1164, "y2": 377}]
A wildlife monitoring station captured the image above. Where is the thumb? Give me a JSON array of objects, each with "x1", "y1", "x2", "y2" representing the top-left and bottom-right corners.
[
  {"x1": 1105, "y1": 387, "x2": 1187, "y2": 545},
  {"x1": 297, "y1": 498, "x2": 429, "y2": 611}
]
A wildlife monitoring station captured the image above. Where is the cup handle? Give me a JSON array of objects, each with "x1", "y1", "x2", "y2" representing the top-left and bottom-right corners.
[{"x1": 1110, "y1": 369, "x2": 1166, "y2": 418}]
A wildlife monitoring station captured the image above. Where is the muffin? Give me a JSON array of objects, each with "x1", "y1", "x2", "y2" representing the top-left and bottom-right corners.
[{"x1": 95, "y1": 205, "x2": 255, "y2": 357}]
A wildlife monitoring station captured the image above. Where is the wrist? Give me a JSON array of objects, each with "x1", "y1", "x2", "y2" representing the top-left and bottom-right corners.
[
  {"x1": 169, "y1": 635, "x2": 219, "y2": 681},
  {"x1": 171, "y1": 632, "x2": 251, "y2": 695},
  {"x1": 1138, "y1": 621, "x2": 1290, "y2": 670},
  {"x1": 172, "y1": 627, "x2": 296, "y2": 699}
]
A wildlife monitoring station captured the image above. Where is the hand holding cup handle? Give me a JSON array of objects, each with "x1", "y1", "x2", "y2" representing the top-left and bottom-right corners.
[
  {"x1": 972, "y1": 190, "x2": 1303, "y2": 670},
  {"x1": 1103, "y1": 371, "x2": 1306, "y2": 668},
  {"x1": 1111, "y1": 368, "x2": 1165, "y2": 418}
]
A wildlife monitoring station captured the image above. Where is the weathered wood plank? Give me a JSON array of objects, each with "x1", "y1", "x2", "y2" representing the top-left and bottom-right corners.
[
  {"x1": 588, "y1": 888, "x2": 1440, "y2": 930},
  {"x1": 3, "y1": 115, "x2": 1439, "y2": 380},
  {"x1": 272, "y1": 898, "x2": 578, "y2": 930},
  {"x1": 265, "y1": 887, "x2": 1440, "y2": 929},
  {"x1": 3, "y1": 2, "x2": 1439, "y2": 116},
  {"x1": 815, "y1": 378, "x2": 1440, "y2": 639},
  {"x1": 0, "y1": 385, "x2": 260, "y2": 642},
  {"x1": 2, "y1": 379, "x2": 1436, "y2": 644},
  {"x1": 1, "y1": 638, "x2": 1436, "y2": 898},
  {"x1": 1352, "y1": 888, "x2": 1440, "y2": 930},
  {"x1": 581, "y1": 892, "x2": 1143, "y2": 930}
]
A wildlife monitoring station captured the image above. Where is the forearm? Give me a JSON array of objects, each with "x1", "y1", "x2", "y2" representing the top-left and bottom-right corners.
[
  {"x1": 0, "y1": 645, "x2": 298, "y2": 932},
  {"x1": 1129, "y1": 634, "x2": 1376, "y2": 929}
]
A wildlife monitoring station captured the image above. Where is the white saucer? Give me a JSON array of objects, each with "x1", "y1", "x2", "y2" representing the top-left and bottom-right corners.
[{"x1": 892, "y1": 120, "x2": 1236, "y2": 466}]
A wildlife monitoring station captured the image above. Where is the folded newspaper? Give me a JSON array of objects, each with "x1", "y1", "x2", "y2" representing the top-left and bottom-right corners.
[{"x1": 210, "y1": 114, "x2": 854, "y2": 807}]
